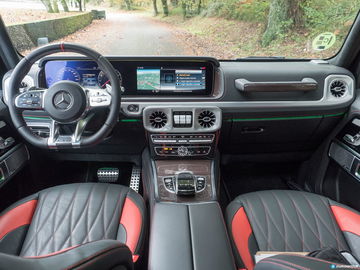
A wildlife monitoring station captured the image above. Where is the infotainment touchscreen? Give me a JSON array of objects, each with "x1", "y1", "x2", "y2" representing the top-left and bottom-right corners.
[{"x1": 136, "y1": 67, "x2": 206, "y2": 93}]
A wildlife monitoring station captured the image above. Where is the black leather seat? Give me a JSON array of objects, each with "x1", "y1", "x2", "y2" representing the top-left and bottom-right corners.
[
  {"x1": 226, "y1": 190, "x2": 360, "y2": 270},
  {"x1": 0, "y1": 183, "x2": 146, "y2": 270}
]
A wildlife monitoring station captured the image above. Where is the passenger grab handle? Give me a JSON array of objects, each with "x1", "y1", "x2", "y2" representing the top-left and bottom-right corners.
[{"x1": 235, "y1": 78, "x2": 318, "y2": 92}]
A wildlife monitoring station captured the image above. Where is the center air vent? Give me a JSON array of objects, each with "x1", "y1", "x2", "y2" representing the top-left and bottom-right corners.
[
  {"x1": 149, "y1": 111, "x2": 168, "y2": 129},
  {"x1": 330, "y1": 80, "x2": 347, "y2": 98},
  {"x1": 198, "y1": 110, "x2": 216, "y2": 128}
]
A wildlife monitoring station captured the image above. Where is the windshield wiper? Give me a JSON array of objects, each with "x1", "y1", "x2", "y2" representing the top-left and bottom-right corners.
[{"x1": 235, "y1": 56, "x2": 286, "y2": 61}]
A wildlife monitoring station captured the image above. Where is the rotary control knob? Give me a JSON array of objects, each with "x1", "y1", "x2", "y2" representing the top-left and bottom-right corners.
[{"x1": 177, "y1": 146, "x2": 189, "y2": 156}]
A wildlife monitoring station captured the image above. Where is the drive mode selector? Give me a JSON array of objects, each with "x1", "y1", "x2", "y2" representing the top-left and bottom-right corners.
[{"x1": 177, "y1": 146, "x2": 189, "y2": 156}]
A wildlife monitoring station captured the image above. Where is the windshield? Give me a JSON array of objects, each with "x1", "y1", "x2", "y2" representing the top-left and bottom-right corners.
[{"x1": 0, "y1": 0, "x2": 359, "y2": 59}]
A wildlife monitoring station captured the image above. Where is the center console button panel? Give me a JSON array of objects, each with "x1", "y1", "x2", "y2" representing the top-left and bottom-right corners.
[
  {"x1": 151, "y1": 133, "x2": 215, "y2": 158},
  {"x1": 151, "y1": 134, "x2": 214, "y2": 144},
  {"x1": 163, "y1": 174, "x2": 207, "y2": 194},
  {"x1": 155, "y1": 146, "x2": 211, "y2": 157},
  {"x1": 154, "y1": 160, "x2": 215, "y2": 202},
  {"x1": 173, "y1": 111, "x2": 192, "y2": 128},
  {"x1": 164, "y1": 177, "x2": 175, "y2": 191}
]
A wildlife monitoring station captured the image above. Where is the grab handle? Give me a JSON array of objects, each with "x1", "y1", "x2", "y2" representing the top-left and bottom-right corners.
[{"x1": 235, "y1": 78, "x2": 318, "y2": 92}]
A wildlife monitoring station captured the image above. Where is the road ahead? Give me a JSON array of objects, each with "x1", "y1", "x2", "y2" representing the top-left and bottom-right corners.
[{"x1": 57, "y1": 12, "x2": 187, "y2": 55}]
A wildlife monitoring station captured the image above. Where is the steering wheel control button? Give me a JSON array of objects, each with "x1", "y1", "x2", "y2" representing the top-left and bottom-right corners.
[
  {"x1": 88, "y1": 89, "x2": 111, "y2": 107},
  {"x1": 15, "y1": 91, "x2": 43, "y2": 109},
  {"x1": 44, "y1": 81, "x2": 87, "y2": 123}
]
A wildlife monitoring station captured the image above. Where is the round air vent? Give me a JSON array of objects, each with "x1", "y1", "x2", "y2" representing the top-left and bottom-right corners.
[
  {"x1": 198, "y1": 110, "x2": 216, "y2": 128},
  {"x1": 330, "y1": 80, "x2": 347, "y2": 98},
  {"x1": 149, "y1": 111, "x2": 167, "y2": 129}
]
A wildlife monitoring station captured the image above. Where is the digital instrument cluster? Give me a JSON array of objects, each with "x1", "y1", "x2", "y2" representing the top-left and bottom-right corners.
[{"x1": 44, "y1": 60, "x2": 121, "y2": 89}]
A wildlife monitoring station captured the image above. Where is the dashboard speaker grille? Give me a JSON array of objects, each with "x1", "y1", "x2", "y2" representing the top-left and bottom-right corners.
[
  {"x1": 149, "y1": 111, "x2": 167, "y2": 129},
  {"x1": 198, "y1": 110, "x2": 216, "y2": 128},
  {"x1": 330, "y1": 80, "x2": 347, "y2": 98}
]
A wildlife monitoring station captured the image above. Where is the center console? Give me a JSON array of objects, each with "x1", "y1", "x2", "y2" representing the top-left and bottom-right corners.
[
  {"x1": 144, "y1": 106, "x2": 221, "y2": 159},
  {"x1": 140, "y1": 90, "x2": 235, "y2": 269},
  {"x1": 143, "y1": 105, "x2": 221, "y2": 203}
]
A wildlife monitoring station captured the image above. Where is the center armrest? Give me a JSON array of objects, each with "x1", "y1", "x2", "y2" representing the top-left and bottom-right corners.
[{"x1": 148, "y1": 202, "x2": 236, "y2": 270}]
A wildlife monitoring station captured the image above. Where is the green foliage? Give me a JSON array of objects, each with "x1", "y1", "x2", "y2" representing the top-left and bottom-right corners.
[
  {"x1": 302, "y1": 0, "x2": 360, "y2": 39},
  {"x1": 172, "y1": 0, "x2": 203, "y2": 18},
  {"x1": 190, "y1": 0, "x2": 360, "y2": 47},
  {"x1": 202, "y1": 0, "x2": 269, "y2": 22},
  {"x1": 200, "y1": 1, "x2": 223, "y2": 17}
]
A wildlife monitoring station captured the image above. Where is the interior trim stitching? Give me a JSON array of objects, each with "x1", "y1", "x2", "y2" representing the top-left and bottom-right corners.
[
  {"x1": 266, "y1": 258, "x2": 310, "y2": 270},
  {"x1": 242, "y1": 198, "x2": 275, "y2": 251},
  {"x1": 270, "y1": 191, "x2": 308, "y2": 251},
  {"x1": 256, "y1": 193, "x2": 290, "y2": 251}
]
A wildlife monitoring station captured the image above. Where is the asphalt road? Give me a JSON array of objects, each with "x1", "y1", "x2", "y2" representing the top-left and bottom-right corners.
[{"x1": 59, "y1": 12, "x2": 187, "y2": 56}]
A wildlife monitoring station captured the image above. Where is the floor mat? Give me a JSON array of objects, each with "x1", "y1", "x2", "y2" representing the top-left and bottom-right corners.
[{"x1": 222, "y1": 162, "x2": 298, "y2": 202}]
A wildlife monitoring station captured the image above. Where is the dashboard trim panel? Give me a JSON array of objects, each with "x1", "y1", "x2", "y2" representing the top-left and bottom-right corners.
[{"x1": 2, "y1": 56, "x2": 355, "y2": 119}]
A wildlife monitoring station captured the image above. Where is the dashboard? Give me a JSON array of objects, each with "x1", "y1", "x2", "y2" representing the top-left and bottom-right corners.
[
  {"x1": 41, "y1": 59, "x2": 214, "y2": 96},
  {"x1": 1, "y1": 55, "x2": 356, "y2": 159}
]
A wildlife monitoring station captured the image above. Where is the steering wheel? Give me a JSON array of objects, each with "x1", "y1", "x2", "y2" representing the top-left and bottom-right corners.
[{"x1": 8, "y1": 43, "x2": 121, "y2": 149}]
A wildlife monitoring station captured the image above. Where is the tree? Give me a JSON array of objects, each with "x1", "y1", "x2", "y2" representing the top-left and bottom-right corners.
[
  {"x1": 75, "y1": 0, "x2": 83, "y2": 11},
  {"x1": 181, "y1": 0, "x2": 186, "y2": 19},
  {"x1": 261, "y1": 0, "x2": 303, "y2": 46},
  {"x1": 196, "y1": 0, "x2": 201, "y2": 14},
  {"x1": 124, "y1": 0, "x2": 132, "y2": 10},
  {"x1": 152, "y1": 0, "x2": 159, "y2": 15},
  {"x1": 52, "y1": 0, "x2": 60, "y2": 12},
  {"x1": 170, "y1": 0, "x2": 178, "y2": 7},
  {"x1": 41, "y1": 0, "x2": 55, "y2": 13},
  {"x1": 160, "y1": 0, "x2": 169, "y2": 16},
  {"x1": 61, "y1": 0, "x2": 70, "y2": 11}
]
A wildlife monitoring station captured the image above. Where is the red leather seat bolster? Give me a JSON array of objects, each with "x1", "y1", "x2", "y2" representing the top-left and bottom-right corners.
[
  {"x1": 231, "y1": 206, "x2": 255, "y2": 270},
  {"x1": 0, "y1": 200, "x2": 37, "y2": 240},
  {"x1": 331, "y1": 205, "x2": 360, "y2": 236},
  {"x1": 120, "y1": 197, "x2": 142, "y2": 262}
]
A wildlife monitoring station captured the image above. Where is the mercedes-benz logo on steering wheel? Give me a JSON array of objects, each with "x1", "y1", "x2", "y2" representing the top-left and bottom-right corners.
[{"x1": 53, "y1": 91, "x2": 73, "y2": 110}]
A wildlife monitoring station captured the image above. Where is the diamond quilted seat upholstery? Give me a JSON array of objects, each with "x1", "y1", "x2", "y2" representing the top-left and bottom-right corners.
[
  {"x1": 0, "y1": 183, "x2": 146, "y2": 268},
  {"x1": 226, "y1": 190, "x2": 360, "y2": 270}
]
